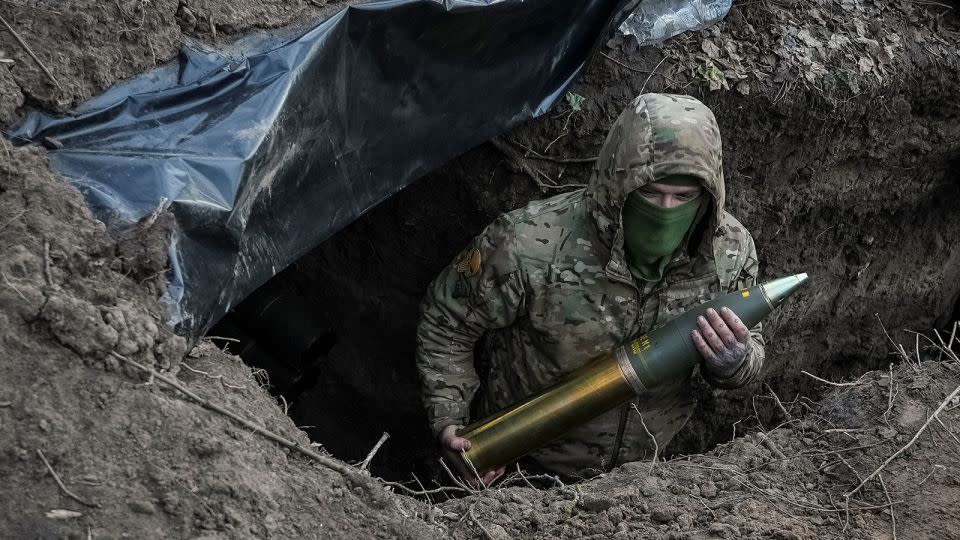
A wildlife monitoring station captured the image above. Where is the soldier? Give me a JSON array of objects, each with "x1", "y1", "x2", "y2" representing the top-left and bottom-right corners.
[{"x1": 416, "y1": 93, "x2": 763, "y2": 485}]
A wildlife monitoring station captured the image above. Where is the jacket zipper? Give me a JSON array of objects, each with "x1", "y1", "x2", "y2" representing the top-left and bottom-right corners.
[{"x1": 607, "y1": 281, "x2": 661, "y2": 471}]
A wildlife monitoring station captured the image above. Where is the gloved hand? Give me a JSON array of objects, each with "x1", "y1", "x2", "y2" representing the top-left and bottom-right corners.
[
  {"x1": 439, "y1": 425, "x2": 505, "y2": 488},
  {"x1": 691, "y1": 307, "x2": 751, "y2": 379}
]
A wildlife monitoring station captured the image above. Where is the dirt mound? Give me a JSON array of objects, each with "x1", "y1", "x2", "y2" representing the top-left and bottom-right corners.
[
  {"x1": 0, "y1": 143, "x2": 439, "y2": 537},
  {"x1": 439, "y1": 360, "x2": 960, "y2": 539}
]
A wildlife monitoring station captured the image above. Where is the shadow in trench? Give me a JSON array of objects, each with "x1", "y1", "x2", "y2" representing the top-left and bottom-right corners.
[{"x1": 204, "y1": 146, "x2": 532, "y2": 483}]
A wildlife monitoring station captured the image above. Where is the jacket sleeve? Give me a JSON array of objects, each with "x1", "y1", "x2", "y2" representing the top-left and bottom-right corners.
[
  {"x1": 705, "y1": 229, "x2": 765, "y2": 389},
  {"x1": 415, "y1": 215, "x2": 526, "y2": 437}
]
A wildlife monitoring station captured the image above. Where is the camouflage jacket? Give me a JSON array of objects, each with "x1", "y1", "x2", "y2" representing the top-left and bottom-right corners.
[{"x1": 416, "y1": 93, "x2": 764, "y2": 477}]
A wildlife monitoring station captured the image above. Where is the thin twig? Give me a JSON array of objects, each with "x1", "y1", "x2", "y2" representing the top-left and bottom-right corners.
[
  {"x1": 878, "y1": 473, "x2": 896, "y2": 540},
  {"x1": 504, "y1": 138, "x2": 597, "y2": 164},
  {"x1": 515, "y1": 463, "x2": 536, "y2": 489},
  {"x1": 801, "y1": 370, "x2": 864, "y2": 387},
  {"x1": 631, "y1": 403, "x2": 658, "y2": 473},
  {"x1": 110, "y1": 352, "x2": 359, "y2": 479},
  {"x1": 935, "y1": 416, "x2": 960, "y2": 448},
  {"x1": 766, "y1": 383, "x2": 793, "y2": 421},
  {"x1": 36, "y1": 449, "x2": 100, "y2": 508},
  {"x1": 600, "y1": 51, "x2": 651, "y2": 73},
  {"x1": 0, "y1": 210, "x2": 25, "y2": 233},
  {"x1": 43, "y1": 238, "x2": 54, "y2": 287},
  {"x1": 468, "y1": 505, "x2": 496, "y2": 540},
  {"x1": 180, "y1": 362, "x2": 246, "y2": 390},
  {"x1": 382, "y1": 479, "x2": 471, "y2": 496},
  {"x1": 0, "y1": 14, "x2": 62, "y2": 88},
  {"x1": 1, "y1": 270, "x2": 27, "y2": 301},
  {"x1": 846, "y1": 384, "x2": 960, "y2": 497},
  {"x1": 543, "y1": 110, "x2": 573, "y2": 153},
  {"x1": 875, "y1": 314, "x2": 914, "y2": 368},
  {"x1": 917, "y1": 464, "x2": 944, "y2": 487},
  {"x1": 205, "y1": 335, "x2": 241, "y2": 343},
  {"x1": 640, "y1": 56, "x2": 667, "y2": 94},
  {"x1": 439, "y1": 457, "x2": 477, "y2": 493},
  {"x1": 490, "y1": 138, "x2": 585, "y2": 190},
  {"x1": 756, "y1": 431, "x2": 787, "y2": 460},
  {"x1": 835, "y1": 454, "x2": 865, "y2": 485},
  {"x1": 460, "y1": 449, "x2": 486, "y2": 490},
  {"x1": 360, "y1": 432, "x2": 389, "y2": 472},
  {"x1": 933, "y1": 328, "x2": 960, "y2": 363},
  {"x1": 883, "y1": 363, "x2": 896, "y2": 425}
]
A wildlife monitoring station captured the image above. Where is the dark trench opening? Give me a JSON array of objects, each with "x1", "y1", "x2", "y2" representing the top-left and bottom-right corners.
[{"x1": 207, "y1": 143, "x2": 530, "y2": 482}]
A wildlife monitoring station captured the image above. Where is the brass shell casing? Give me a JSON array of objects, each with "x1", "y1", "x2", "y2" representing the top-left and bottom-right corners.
[
  {"x1": 455, "y1": 273, "x2": 810, "y2": 475},
  {"x1": 457, "y1": 352, "x2": 637, "y2": 474}
]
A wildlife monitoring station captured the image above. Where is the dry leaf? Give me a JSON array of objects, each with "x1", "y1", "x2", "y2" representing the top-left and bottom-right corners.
[
  {"x1": 827, "y1": 34, "x2": 850, "y2": 50},
  {"x1": 701, "y1": 39, "x2": 721, "y2": 59},
  {"x1": 797, "y1": 29, "x2": 823, "y2": 49}
]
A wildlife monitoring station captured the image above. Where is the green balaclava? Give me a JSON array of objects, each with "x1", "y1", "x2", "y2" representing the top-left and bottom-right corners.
[{"x1": 621, "y1": 175, "x2": 704, "y2": 282}]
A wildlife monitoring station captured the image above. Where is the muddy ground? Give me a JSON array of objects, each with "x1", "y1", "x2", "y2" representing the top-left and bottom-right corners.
[{"x1": 2, "y1": 0, "x2": 960, "y2": 538}]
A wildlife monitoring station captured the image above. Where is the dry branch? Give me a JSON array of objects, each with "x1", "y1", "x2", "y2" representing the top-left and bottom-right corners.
[
  {"x1": 360, "y1": 432, "x2": 390, "y2": 472},
  {"x1": 110, "y1": 352, "x2": 359, "y2": 479},
  {"x1": 878, "y1": 473, "x2": 896, "y2": 540},
  {"x1": 801, "y1": 370, "x2": 863, "y2": 387},
  {"x1": 631, "y1": 403, "x2": 659, "y2": 473},
  {"x1": 0, "y1": 14, "x2": 63, "y2": 88},
  {"x1": 37, "y1": 449, "x2": 100, "y2": 508}
]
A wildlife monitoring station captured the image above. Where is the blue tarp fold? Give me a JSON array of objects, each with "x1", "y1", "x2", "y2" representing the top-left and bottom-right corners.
[{"x1": 13, "y1": 0, "x2": 633, "y2": 337}]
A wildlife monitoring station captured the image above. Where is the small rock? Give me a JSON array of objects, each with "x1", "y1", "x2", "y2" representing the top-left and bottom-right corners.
[
  {"x1": 699, "y1": 481, "x2": 718, "y2": 499},
  {"x1": 708, "y1": 523, "x2": 740, "y2": 539},
  {"x1": 640, "y1": 477, "x2": 658, "y2": 497},
  {"x1": 161, "y1": 491, "x2": 181, "y2": 514},
  {"x1": 878, "y1": 427, "x2": 898, "y2": 439},
  {"x1": 578, "y1": 493, "x2": 613, "y2": 512},
  {"x1": 46, "y1": 509, "x2": 82, "y2": 520},
  {"x1": 129, "y1": 500, "x2": 157, "y2": 514},
  {"x1": 485, "y1": 524, "x2": 511, "y2": 540},
  {"x1": 650, "y1": 506, "x2": 679, "y2": 524}
]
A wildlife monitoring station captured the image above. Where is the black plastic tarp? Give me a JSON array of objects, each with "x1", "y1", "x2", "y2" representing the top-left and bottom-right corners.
[{"x1": 12, "y1": 0, "x2": 633, "y2": 339}]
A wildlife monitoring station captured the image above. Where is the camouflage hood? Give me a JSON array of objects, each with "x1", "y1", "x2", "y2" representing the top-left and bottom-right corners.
[{"x1": 585, "y1": 93, "x2": 725, "y2": 275}]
